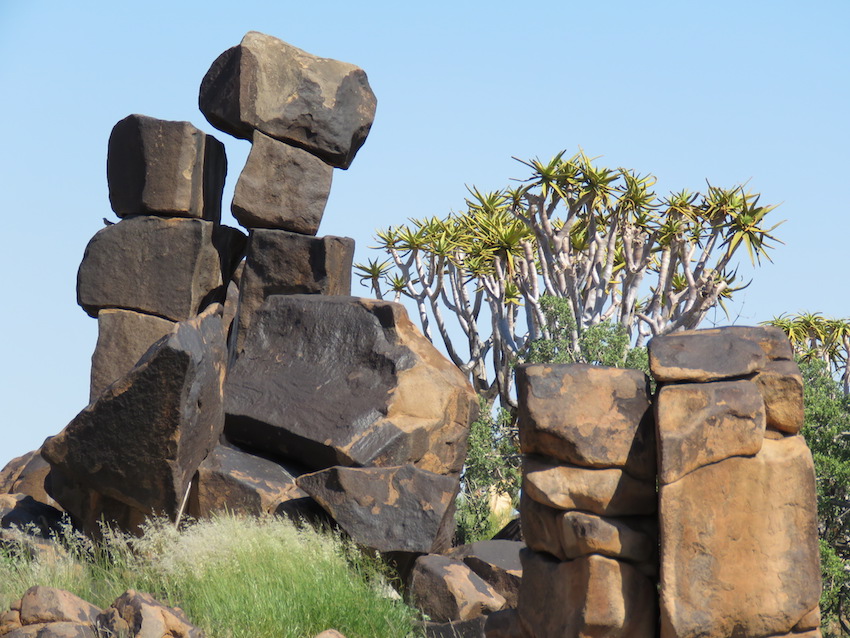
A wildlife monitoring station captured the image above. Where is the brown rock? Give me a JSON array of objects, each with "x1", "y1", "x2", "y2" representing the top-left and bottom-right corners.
[
  {"x1": 313, "y1": 632, "x2": 346, "y2": 638},
  {"x1": 19, "y1": 587, "x2": 101, "y2": 626},
  {"x1": 297, "y1": 464, "x2": 458, "y2": 554},
  {"x1": 516, "y1": 364, "x2": 655, "y2": 480},
  {"x1": 3, "y1": 622, "x2": 97, "y2": 638},
  {"x1": 559, "y1": 511, "x2": 655, "y2": 565},
  {"x1": 231, "y1": 131, "x2": 333, "y2": 233},
  {"x1": 655, "y1": 380, "x2": 766, "y2": 484},
  {"x1": 793, "y1": 605, "x2": 821, "y2": 631},
  {"x1": 107, "y1": 114, "x2": 226, "y2": 222},
  {"x1": 483, "y1": 609, "x2": 522, "y2": 638},
  {"x1": 753, "y1": 359, "x2": 805, "y2": 434},
  {"x1": 0, "y1": 451, "x2": 59, "y2": 511},
  {"x1": 77, "y1": 216, "x2": 223, "y2": 321},
  {"x1": 410, "y1": 554, "x2": 506, "y2": 623},
  {"x1": 649, "y1": 327, "x2": 769, "y2": 383},
  {"x1": 43, "y1": 307, "x2": 226, "y2": 523},
  {"x1": 229, "y1": 230, "x2": 354, "y2": 357},
  {"x1": 0, "y1": 493, "x2": 63, "y2": 536},
  {"x1": 723, "y1": 325, "x2": 795, "y2": 360},
  {"x1": 89, "y1": 309, "x2": 175, "y2": 401},
  {"x1": 420, "y1": 617, "x2": 487, "y2": 638},
  {"x1": 110, "y1": 590, "x2": 204, "y2": 638},
  {"x1": 226, "y1": 296, "x2": 477, "y2": 476},
  {"x1": 189, "y1": 443, "x2": 308, "y2": 518},
  {"x1": 517, "y1": 550, "x2": 656, "y2": 637},
  {"x1": 93, "y1": 608, "x2": 129, "y2": 638},
  {"x1": 199, "y1": 31, "x2": 376, "y2": 169},
  {"x1": 519, "y1": 492, "x2": 564, "y2": 560},
  {"x1": 0, "y1": 608, "x2": 22, "y2": 636},
  {"x1": 522, "y1": 456, "x2": 656, "y2": 517},
  {"x1": 447, "y1": 541, "x2": 523, "y2": 609},
  {"x1": 659, "y1": 436, "x2": 821, "y2": 638}
]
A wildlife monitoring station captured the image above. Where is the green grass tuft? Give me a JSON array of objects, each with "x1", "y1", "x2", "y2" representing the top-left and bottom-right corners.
[{"x1": 0, "y1": 514, "x2": 424, "y2": 638}]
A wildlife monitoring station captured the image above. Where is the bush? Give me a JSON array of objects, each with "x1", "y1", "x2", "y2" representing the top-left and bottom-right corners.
[{"x1": 0, "y1": 514, "x2": 422, "y2": 638}]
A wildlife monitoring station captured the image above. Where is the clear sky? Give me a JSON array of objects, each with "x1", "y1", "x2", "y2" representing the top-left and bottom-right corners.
[{"x1": 1, "y1": 1, "x2": 848, "y2": 463}]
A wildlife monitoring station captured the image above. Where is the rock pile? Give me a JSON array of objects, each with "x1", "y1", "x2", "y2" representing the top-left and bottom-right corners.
[
  {"x1": 1, "y1": 31, "x2": 476, "y2": 570},
  {"x1": 651, "y1": 327, "x2": 821, "y2": 638},
  {"x1": 513, "y1": 364, "x2": 658, "y2": 637}
]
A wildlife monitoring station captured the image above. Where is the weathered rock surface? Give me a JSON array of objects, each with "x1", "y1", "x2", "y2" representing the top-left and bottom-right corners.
[
  {"x1": 559, "y1": 511, "x2": 655, "y2": 565},
  {"x1": 229, "y1": 230, "x2": 354, "y2": 356},
  {"x1": 77, "y1": 216, "x2": 223, "y2": 321},
  {"x1": 516, "y1": 364, "x2": 655, "y2": 480},
  {"x1": 410, "y1": 554, "x2": 506, "y2": 623},
  {"x1": 419, "y1": 617, "x2": 487, "y2": 638},
  {"x1": 107, "y1": 590, "x2": 204, "y2": 638},
  {"x1": 659, "y1": 436, "x2": 821, "y2": 638},
  {"x1": 199, "y1": 31, "x2": 377, "y2": 169},
  {"x1": 189, "y1": 442, "x2": 308, "y2": 517},
  {"x1": 42, "y1": 307, "x2": 226, "y2": 521},
  {"x1": 231, "y1": 131, "x2": 333, "y2": 233},
  {"x1": 520, "y1": 492, "x2": 565, "y2": 560},
  {"x1": 522, "y1": 456, "x2": 656, "y2": 517},
  {"x1": 226, "y1": 296, "x2": 477, "y2": 475},
  {"x1": 518, "y1": 550, "x2": 656, "y2": 637},
  {"x1": 649, "y1": 327, "x2": 769, "y2": 383},
  {"x1": 754, "y1": 358, "x2": 805, "y2": 434},
  {"x1": 297, "y1": 464, "x2": 458, "y2": 554},
  {"x1": 0, "y1": 451, "x2": 59, "y2": 511},
  {"x1": 447, "y1": 540, "x2": 523, "y2": 609},
  {"x1": 655, "y1": 380, "x2": 766, "y2": 484},
  {"x1": 107, "y1": 114, "x2": 226, "y2": 222},
  {"x1": 18, "y1": 588, "x2": 100, "y2": 627},
  {"x1": 0, "y1": 494, "x2": 63, "y2": 536},
  {"x1": 89, "y1": 309, "x2": 175, "y2": 401},
  {"x1": 483, "y1": 609, "x2": 522, "y2": 638}
]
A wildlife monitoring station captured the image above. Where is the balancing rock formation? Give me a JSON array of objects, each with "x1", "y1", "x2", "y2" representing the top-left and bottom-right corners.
[{"x1": 5, "y1": 31, "x2": 476, "y2": 566}]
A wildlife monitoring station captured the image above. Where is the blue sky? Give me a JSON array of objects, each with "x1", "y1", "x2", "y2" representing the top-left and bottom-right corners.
[{"x1": 1, "y1": 1, "x2": 848, "y2": 462}]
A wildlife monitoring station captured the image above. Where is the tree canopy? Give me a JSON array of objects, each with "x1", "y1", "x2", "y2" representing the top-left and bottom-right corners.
[{"x1": 357, "y1": 150, "x2": 783, "y2": 407}]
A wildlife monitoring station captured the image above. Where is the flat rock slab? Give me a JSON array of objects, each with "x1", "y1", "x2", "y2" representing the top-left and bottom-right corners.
[
  {"x1": 522, "y1": 456, "x2": 656, "y2": 517},
  {"x1": 199, "y1": 31, "x2": 377, "y2": 169},
  {"x1": 518, "y1": 550, "x2": 656, "y2": 638},
  {"x1": 649, "y1": 327, "x2": 771, "y2": 383},
  {"x1": 659, "y1": 435, "x2": 821, "y2": 638},
  {"x1": 230, "y1": 229, "x2": 354, "y2": 356},
  {"x1": 559, "y1": 511, "x2": 656, "y2": 565},
  {"x1": 107, "y1": 114, "x2": 226, "y2": 221},
  {"x1": 42, "y1": 307, "x2": 226, "y2": 520},
  {"x1": 19, "y1": 587, "x2": 101, "y2": 627},
  {"x1": 655, "y1": 380, "x2": 766, "y2": 484},
  {"x1": 410, "y1": 554, "x2": 506, "y2": 623},
  {"x1": 226, "y1": 296, "x2": 477, "y2": 476},
  {"x1": 77, "y1": 216, "x2": 223, "y2": 321},
  {"x1": 190, "y1": 442, "x2": 308, "y2": 517},
  {"x1": 90, "y1": 309, "x2": 175, "y2": 401},
  {"x1": 297, "y1": 464, "x2": 458, "y2": 554},
  {"x1": 232, "y1": 131, "x2": 333, "y2": 233},
  {"x1": 516, "y1": 363, "x2": 655, "y2": 480}
]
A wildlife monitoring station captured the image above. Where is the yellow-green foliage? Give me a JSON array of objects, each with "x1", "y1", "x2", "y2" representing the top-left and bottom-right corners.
[{"x1": 0, "y1": 514, "x2": 423, "y2": 638}]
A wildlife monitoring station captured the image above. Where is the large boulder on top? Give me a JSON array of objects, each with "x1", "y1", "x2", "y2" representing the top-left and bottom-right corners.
[
  {"x1": 42, "y1": 306, "x2": 227, "y2": 522},
  {"x1": 76, "y1": 216, "x2": 224, "y2": 321},
  {"x1": 229, "y1": 230, "x2": 354, "y2": 357},
  {"x1": 516, "y1": 363, "x2": 655, "y2": 480},
  {"x1": 231, "y1": 131, "x2": 333, "y2": 233},
  {"x1": 199, "y1": 31, "x2": 377, "y2": 169},
  {"x1": 225, "y1": 295, "x2": 477, "y2": 476},
  {"x1": 107, "y1": 114, "x2": 226, "y2": 222},
  {"x1": 297, "y1": 464, "x2": 458, "y2": 554}
]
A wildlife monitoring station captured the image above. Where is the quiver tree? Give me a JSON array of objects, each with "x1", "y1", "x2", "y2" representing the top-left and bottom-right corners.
[{"x1": 357, "y1": 150, "x2": 783, "y2": 408}]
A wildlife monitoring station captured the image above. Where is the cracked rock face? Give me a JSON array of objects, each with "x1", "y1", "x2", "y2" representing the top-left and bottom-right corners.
[
  {"x1": 224, "y1": 295, "x2": 477, "y2": 476},
  {"x1": 199, "y1": 31, "x2": 377, "y2": 169}
]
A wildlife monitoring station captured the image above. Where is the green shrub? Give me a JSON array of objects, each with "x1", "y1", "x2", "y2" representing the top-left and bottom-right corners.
[{"x1": 0, "y1": 514, "x2": 422, "y2": 638}]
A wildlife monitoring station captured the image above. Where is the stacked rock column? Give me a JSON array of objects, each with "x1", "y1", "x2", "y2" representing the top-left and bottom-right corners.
[
  {"x1": 651, "y1": 326, "x2": 822, "y2": 638},
  {"x1": 42, "y1": 115, "x2": 240, "y2": 533},
  {"x1": 514, "y1": 363, "x2": 658, "y2": 637}
]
